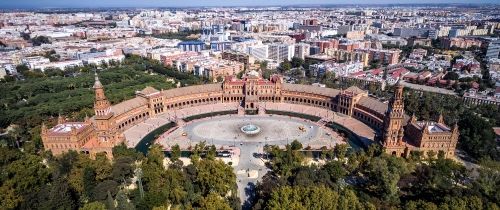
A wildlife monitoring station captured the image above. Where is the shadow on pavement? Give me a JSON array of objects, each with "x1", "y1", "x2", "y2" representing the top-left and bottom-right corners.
[{"x1": 242, "y1": 182, "x2": 256, "y2": 210}]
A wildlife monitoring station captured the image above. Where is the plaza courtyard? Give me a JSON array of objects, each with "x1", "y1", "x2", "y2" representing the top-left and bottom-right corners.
[{"x1": 156, "y1": 114, "x2": 343, "y2": 150}]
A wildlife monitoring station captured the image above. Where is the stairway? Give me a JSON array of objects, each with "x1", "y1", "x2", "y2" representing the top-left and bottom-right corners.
[
  {"x1": 258, "y1": 105, "x2": 266, "y2": 115},
  {"x1": 238, "y1": 106, "x2": 245, "y2": 116}
]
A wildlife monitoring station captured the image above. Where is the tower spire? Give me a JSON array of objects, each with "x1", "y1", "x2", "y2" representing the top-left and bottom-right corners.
[
  {"x1": 93, "y1": 72, "x2": 111, "y2": 117},
  {"x1": 57, "y1": 113, "x2": 65, "y2": 124},
  {"x1": 437, "y1": 113, "x2": 444, "y2": 124},
  {"x1": 93, "y1": 71, "x2": 103, "y2": 89},
  {"x1": 382, "y1": 81, "x2": 406, "y2": 147}
]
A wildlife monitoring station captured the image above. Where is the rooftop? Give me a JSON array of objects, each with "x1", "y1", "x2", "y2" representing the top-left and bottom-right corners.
[
  {"x1": 48, "y1": 122, "x2": 87, "y2": 135},
  {"x1": 415, "y1": 121, "x2": 451, "y2": 133}
]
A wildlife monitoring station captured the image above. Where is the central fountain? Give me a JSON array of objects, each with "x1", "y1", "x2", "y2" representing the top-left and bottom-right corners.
[{"x1": 240, "y1": 124, "x2": 261, "y2": 135}]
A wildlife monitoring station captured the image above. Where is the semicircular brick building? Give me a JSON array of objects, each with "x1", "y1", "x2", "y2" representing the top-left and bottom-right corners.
[{"x1": 42, "y1": 70, "x2": 458, "y2": 159}]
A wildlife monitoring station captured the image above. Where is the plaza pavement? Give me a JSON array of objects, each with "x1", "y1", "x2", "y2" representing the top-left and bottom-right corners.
[{"x1": 124, "y1": 102, "x2": 376, "y2": 148}]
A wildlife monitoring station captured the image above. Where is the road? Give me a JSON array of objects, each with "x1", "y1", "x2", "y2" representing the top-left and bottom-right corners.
[
  {"x1": 400, "y1": 80, "x2": 457, "y2": 95},
  {"x1": 234, "y1": 143, "x2": 269, "y2": 209}
]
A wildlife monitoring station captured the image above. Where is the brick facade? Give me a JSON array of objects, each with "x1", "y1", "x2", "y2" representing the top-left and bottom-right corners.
[{"x1": 41, "y1": 71, "x2": 458, "y2": 159}]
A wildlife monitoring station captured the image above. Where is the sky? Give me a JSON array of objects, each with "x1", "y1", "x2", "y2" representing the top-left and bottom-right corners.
[{"x1": 0, "y1": 0, "x2": 497, "y2": 9}]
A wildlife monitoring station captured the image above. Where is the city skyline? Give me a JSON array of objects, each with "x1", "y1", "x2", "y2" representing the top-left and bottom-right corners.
[{"x1": 1, "y1": 0, "x2": 499, "y2": 9}]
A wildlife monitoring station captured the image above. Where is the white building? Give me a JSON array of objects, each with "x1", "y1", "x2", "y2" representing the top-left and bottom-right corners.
[
  {"x1": 486, "y1": 39, "x2": 500, "y2": 60},
  {"x1": 294, "y1": 43, "x2": 311, "y2": 60},
  {"x1": 247, "y1": 45, "x2": 269, "y2": 61},
  {"x1": 310, "y1": 61, "x2": 364, "y2": 77},
  {"x1": 268, "y1": 43, "x2": 294, "y2": 63},
  {"x1": 35, "y1": 60, "x2": 84, "y2": 71},
  {"x1": 22, "y1": 56, "x2": 50, "y2": 69},
  {"x1": 84, "y1": 54, "x2": 125, "y2": 66},
  {"x1": 231, "y1": 39, "x2": 262, "y2": 53}
]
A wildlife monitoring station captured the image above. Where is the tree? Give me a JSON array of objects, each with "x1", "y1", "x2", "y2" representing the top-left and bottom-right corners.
[
  {"x1": 404, "y1": 200, "x2": 438, "y2": 210},
  {"x1": 111, "y1": 156, "x2": 135, "y2": 183},
  {"x1": 112, "y1": 143, "x2": 142, "y2": 160},
  {"x1": 44, "y1": 50, "x2": 60, "y2": 62},
  {"x1": 16, "y1": 64, "x2": 30, "y2": 74},
  {"x1": 31, "y1": 36, "x2": 51, "y2": 46},
  {"x1": 92, "y1": 181, "x2": 119, "y2": 202},
  {"x1": 259, "y1": 60, "x2": 268, "y2": 71},
  {"x1": 0, "y1": 153, "x2": 50, "y2": 209},
  {"x1": 443, "y1": 71, "x2": 459, "y2": 80},
  {"x1": 363, "y1": 156, "x2": 410, "y2": 204},
  {"x1": 207, "y1": 145, "x2": 217, "y2": 160},
  {"x1": 368, "y1": 83, "x2": 378, "y2": 94},
  {"x1": 106, "y1": 191, "x2": 116, "y2": 210},
  {"x1": 267, "y1": 144, "x2": 305, "y2": 177},
  {"x1": 279, "y1": 59, "x2": 292, "y2": 72},
  {"x1": 291, "y1": 57, "x2": 304, "y2": 68},
  {"x1": 94, "y1": 153, "x2": 112, "y2": 181},
  {"x1": 370, "y1": 59, "x2": 381, "y2": 69},
  {"x1": 290, "y1": 140, "x2": 302, "y2": 151},
  {"x1": 216, "y1": 75, "x2": 224, "y2": 83},
  {"x1": 426, "y1": 150, "x2": 437, "y2": 160},
  {"x1": 39, "y1": 178, "x2": 77, "y2": 210},
  {"x1": 194, "y1": 159, "x2": 236, "y2": 196},
  {"x1": 334, "y1": 144, "x2": 348, "y2": 160},
  {"x1": 80, "y1": 201, "x2": 107, "y2": 210},
  {"x1": 337, "y1": 189, "x2": 370, "y2": 210},
  {"x1": 170, "y1": 144, "x2": 181, "y2": 162},
  {"x1": 471, "y1": 159, "x2": 500, "y2": 204},
  {"x1": 0, "y1": 75, "x2": 15, "y2": 82},
  {"x1": 198, "y1": 192, "x2": 232, "y2": 210},
  {"x1": 116, "y1": 190, "x2": 135, "y2": 210},
  {"x1": 267, "y1": 185, "x2": 371, "y2": 210},
  {"x1": 321, "y1": 71, "x2": 337, "y2": 88},
  {"x1": 323, "y1": 160, "x2": 347, "y2": 183},
  {"x1": 458, "y1": 111, "x2": 499, "y2": 160}
]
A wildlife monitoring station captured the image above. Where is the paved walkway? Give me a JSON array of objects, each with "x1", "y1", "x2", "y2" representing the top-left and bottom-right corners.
[
  {"x1": 262, "y1": 102, "x2": 376, "y2": 146},
  {"x1": 155, "y1": 114, "x2": 343, "y2": 150}
]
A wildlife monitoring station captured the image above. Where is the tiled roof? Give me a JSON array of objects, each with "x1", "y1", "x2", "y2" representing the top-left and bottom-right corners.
[
  {"x1": 345, "y1": 86, "x2": 366, "y2": 95},
  {"x1": 139, "y1": 86, "x2": 160, "y2": 95},
  {"x1": 111, "y1": 97, "x2": 148, "y2": 116},
  {"x1": 357, "y1": 97, "x2": 388, "y2": 115},
  {"x1": 163, "y1": 83, "x2": 223, "y2": 98},
  {"x1": 282, "y1": 83, "x2": 340, "y2": 97}
]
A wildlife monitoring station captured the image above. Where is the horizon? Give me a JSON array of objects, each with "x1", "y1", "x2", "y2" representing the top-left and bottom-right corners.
[{"x1": 1, "y1": 0, "x2": 499, "y2": 9}]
